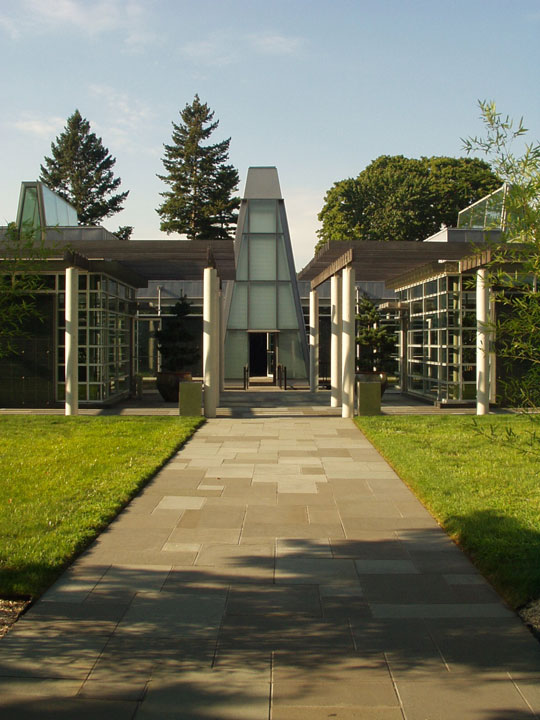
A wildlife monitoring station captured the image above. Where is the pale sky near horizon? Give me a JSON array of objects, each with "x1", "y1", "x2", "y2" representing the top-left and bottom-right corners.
[{"x1": 1, "y1": 0, "x2": 538, "y2": 269}]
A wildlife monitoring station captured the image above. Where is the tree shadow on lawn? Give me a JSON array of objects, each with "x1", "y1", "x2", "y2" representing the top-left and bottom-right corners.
[
  {"x1": 1, "y1": 527, "x2": 540, "y2": 717},
  {"x1": 444, "y1": 508, "x2": 540, "y2": 612}
]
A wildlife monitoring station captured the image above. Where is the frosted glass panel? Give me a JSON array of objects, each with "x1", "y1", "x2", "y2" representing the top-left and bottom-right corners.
[
  {"x1": 236, "y1": 236, "x2": 248, "y2": 280},
  {"x1": 249, "y1": 284, "x2": 276, "y2": 329},
  {"x1": 225, "y1": 331, "x2": 248, "y2": 378},
  {"x1": 278, "y1": 284, "x2": 297, "y2": 328},
  {"x1": 277, "y1": 235, "x2": 290, "y2": 280},
  {"x1": 249, "y1": 236, "x2": 276, "y2": 280},
  {"x1": 249, "y1": 200, "x2": 276, "y2": 233},
  {"x1": 228, "y1": 283, "x2": 248, "y2": 329},
  {"x1": 279, "y1": 331, "x2": 308, "y2": 378}
]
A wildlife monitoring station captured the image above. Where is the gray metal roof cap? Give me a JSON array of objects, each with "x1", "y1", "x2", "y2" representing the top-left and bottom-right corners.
[{"x1": 243, "y1": 166, "x2": 282, "y2": 199}]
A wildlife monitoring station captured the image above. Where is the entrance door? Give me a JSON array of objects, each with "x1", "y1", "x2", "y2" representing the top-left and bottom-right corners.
[
  {"x1": 249, "y1": 332, "x2": 279, "y2": 382},
  {"x1": 266, "y1": 332, "x2": 277, "y2": 379},
  {"x1": 249, "y1": 333, "x2": 268, "y2": 377}
]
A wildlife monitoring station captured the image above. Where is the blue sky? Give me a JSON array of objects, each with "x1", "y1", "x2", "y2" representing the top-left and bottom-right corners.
[{"x1": 1, "y1": 0, "x2": 538, "y2": 268}]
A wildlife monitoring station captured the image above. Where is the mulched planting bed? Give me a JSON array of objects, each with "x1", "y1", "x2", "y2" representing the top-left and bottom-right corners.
[{"x1": 0, "y1": 598, "x2": 30, "y2": 638}]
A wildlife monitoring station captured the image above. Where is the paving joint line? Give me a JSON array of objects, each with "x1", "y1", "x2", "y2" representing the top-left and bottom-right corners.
[
  {"x1": 508, "y1": 671, "x2": 538, "y2": 717},
  {"x1": 211, "y1": 586, "x2": 230, "y2": 669},
  {"x1": 383, "y1": 651, "x2": 409, "y2": 720},
  {"x1": 428, "y1": 628, "x2": 451, "y2": 672},
  {"x1": 268, "y1": 650, "x2": 275, "y2": 720}
]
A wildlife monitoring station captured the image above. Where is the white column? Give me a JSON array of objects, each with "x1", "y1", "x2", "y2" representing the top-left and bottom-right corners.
[
  {"x1": 65, "y1": 266, "x2": 79, "y2": 416},
  {"x1": 489, "y1": 295, "x2": 497, "y2": 404},
  {"x1": 218, "y1": 285, "x2": 225, "y2": 394},
  {"x1": 341, "y1": 265, "x2": 356, "y2": 418},
  {"x1": 203, "y1": 267, "x2": 218, "y2": 418},
  {"x1": 309, "y1": 289, "x2": 319, "y2": 392},
  {"x1": 399, "y1": 317, "x2": 408, "y2": 392},
  {"x1": 476, "y1": 267, "x2": 490, "y2": 416},
  {"x1": 330, "y1": 273, "x2": 342, "y2": 407},
  {"x1": 214, "y1": 279, "x2": 221, "y2": 406}
]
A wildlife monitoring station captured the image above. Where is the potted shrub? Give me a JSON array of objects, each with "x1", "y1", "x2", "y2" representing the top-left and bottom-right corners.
[
  {"x1": 154, "y1": 296, "x2": 200, "y2": 402},
  {"x1": 356, "y1": 296, "x2": 396, "y2": 396}
]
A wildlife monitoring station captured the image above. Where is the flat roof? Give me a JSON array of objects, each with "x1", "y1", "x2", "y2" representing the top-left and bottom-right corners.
[
  {"x1": 1, "y1": 227, "x2": 236, "y2": 286},
  {"x1": 298, "y1": 238, "x2": 492, "y2": 289}
]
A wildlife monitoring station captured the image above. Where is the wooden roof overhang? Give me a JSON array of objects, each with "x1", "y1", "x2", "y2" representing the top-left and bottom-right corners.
[
  {"x1": 86, "y1": 240, "x2": 237, "y2": 281},
  {"x1": 384, "y1": 245, "x2": 528, "y2": 290},
  {"x1": 385, "y1": 261, "x2": 461, "y2": 290},
  {"x1": 2, "y1": 229, "x2": 237, "y2": 287},
  {"x1": 298, "y1": 240, "x2": 488, "y2": 290}
]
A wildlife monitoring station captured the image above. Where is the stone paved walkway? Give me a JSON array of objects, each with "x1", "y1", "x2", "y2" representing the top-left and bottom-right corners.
[{"x1": 1, "y1": 417, "x2": 539, "y2": 719}]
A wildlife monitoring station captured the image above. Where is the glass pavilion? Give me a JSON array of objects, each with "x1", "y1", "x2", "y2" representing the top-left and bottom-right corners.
[{"x1": 0, "y1": 182, "x2": 137, "y2": 407}]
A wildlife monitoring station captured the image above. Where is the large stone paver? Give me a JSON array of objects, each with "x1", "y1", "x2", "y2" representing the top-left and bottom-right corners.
[{"x1": 1, "y1": 416, "x2": 540, "y2": 719}]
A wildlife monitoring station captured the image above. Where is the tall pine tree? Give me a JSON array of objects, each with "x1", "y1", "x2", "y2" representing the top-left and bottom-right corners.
[
  {"x1": 40, "y1": 109, "x2": 129, "y2": 226},
  {"x1": 157, "y1": 95, "x2": 240, "y2": 240}
]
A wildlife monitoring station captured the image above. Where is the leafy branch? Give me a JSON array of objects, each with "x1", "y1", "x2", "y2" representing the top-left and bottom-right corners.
[{"x1": 464, "y1": 101, "x2": 540, "y2": 411}]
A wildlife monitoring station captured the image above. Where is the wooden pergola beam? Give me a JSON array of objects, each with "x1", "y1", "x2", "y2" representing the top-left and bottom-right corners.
[{"x1": 310, "y1": 249, "x2": 353, "y2": 290}]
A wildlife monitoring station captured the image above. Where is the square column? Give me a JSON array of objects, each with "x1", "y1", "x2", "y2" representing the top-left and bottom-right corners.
[
  {"x1": 219, "y1": 285, "x2": 225, "y2": 394},
  {"x1": 476, "y1": 267, "x2": 490, "y2": 415},
  {"x1": 341, "y1": 265, "x2": 356, "y2": 418},
  {"x1": 203, "y1": 266, "x2": 219, "y2": 418},
  {"x1": 309, "y1": 289, "x2": 319, "y2": 392},
  {"x1": 330, "y1": 273, "x2": 342, "y2": 407},
  {"x1": 65, "y1": 266, "x2": 79, "y2": 416}
]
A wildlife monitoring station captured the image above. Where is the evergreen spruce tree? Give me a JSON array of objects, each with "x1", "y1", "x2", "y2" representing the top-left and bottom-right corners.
[
  {"x1": 157, "y1": 95, "x2": 240, "y2": 240},
  {"x1": 40, "y1": 109, "x2": 129, "y2": 226},
  {"x1": 356, "y1": 296, "x2": 396, "y2": 373},
  {"x1": 154, "y1": 296, "x2": 199, "y2": 372}
]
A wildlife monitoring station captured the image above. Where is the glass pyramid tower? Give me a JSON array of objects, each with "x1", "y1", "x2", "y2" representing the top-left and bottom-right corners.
[{"x1": 224, "y1": 167, "x2": 309, "y2": 381}]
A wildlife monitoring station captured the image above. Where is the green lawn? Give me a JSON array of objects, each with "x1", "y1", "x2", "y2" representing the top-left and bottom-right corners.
[
  {"x1": 0, "y1": 415, "x2": 204, "y2": 598},
  {"x1": 355, "y1": 415, "x2": 540, "y2": 609}
]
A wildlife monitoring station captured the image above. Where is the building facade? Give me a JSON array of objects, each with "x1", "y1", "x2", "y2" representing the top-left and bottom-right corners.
[
  {"x1": 387, "y1": 186, "x2": 507, "y2": 405},
  {"x1": 1, "y1": 182, "x2": 138, "y2": 407},
  {"x1": 1, "y1": 177, "x2": 516, "y2": 411}
]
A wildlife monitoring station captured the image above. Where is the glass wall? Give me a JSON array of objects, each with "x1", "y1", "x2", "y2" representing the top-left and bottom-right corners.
[
  {"x1": 0, "y1": 269, "x2": 136, "y2": 407},
  {"x1": 57, "y1": 272, "x2": 136, "y2": 403},
  {"x1": 0, "y1": 288, "x2": 55, "y2": 407},
  {"x1": 224, "y1": 331, "x2": 248, "y2": 379},
  {"x1": 16, "y1": 182, "x2": 79, "y2": 234},
  {"x1": 41, "y1": 184, "x2": 78, "y2": 226},
  {"x1": 396, "y1": 272, "x2": 477, "y2": 403},
  {"x1": 457, "y1": 185, "x2": 506, "y2": 230},
  {"x1": 19, "y1": 185, "x2": 40, "y2": 230}
]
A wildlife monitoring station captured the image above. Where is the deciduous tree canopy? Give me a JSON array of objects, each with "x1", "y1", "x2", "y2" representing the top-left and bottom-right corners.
[
  {"x1": 40, "y1": 110, "x2": 129, "y2": 227},
  {"x1": 316, "y1": 155, "x2": 500, "y2": 251},
  {"x1": 157, "y1": 95, "x2": 240, "y2": 240}
]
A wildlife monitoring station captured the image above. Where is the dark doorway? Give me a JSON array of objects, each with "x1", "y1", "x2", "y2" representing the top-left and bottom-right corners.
[{"x1": 249, "y1": 333, "x2": 267, "y2": 376}]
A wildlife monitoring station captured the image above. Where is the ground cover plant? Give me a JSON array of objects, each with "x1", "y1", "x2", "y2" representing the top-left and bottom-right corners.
[
  {"x1": 0, "y1": 415, "x2": 203, "y2": 598},
  {"x1": 355, "y1": 415, "x2": 540, "y2": 609}
]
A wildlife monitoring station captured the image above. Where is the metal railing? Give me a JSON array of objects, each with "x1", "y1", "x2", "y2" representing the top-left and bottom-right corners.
[{"x1": 242, "y1": 364, "x2": 288, "y2": 390}]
